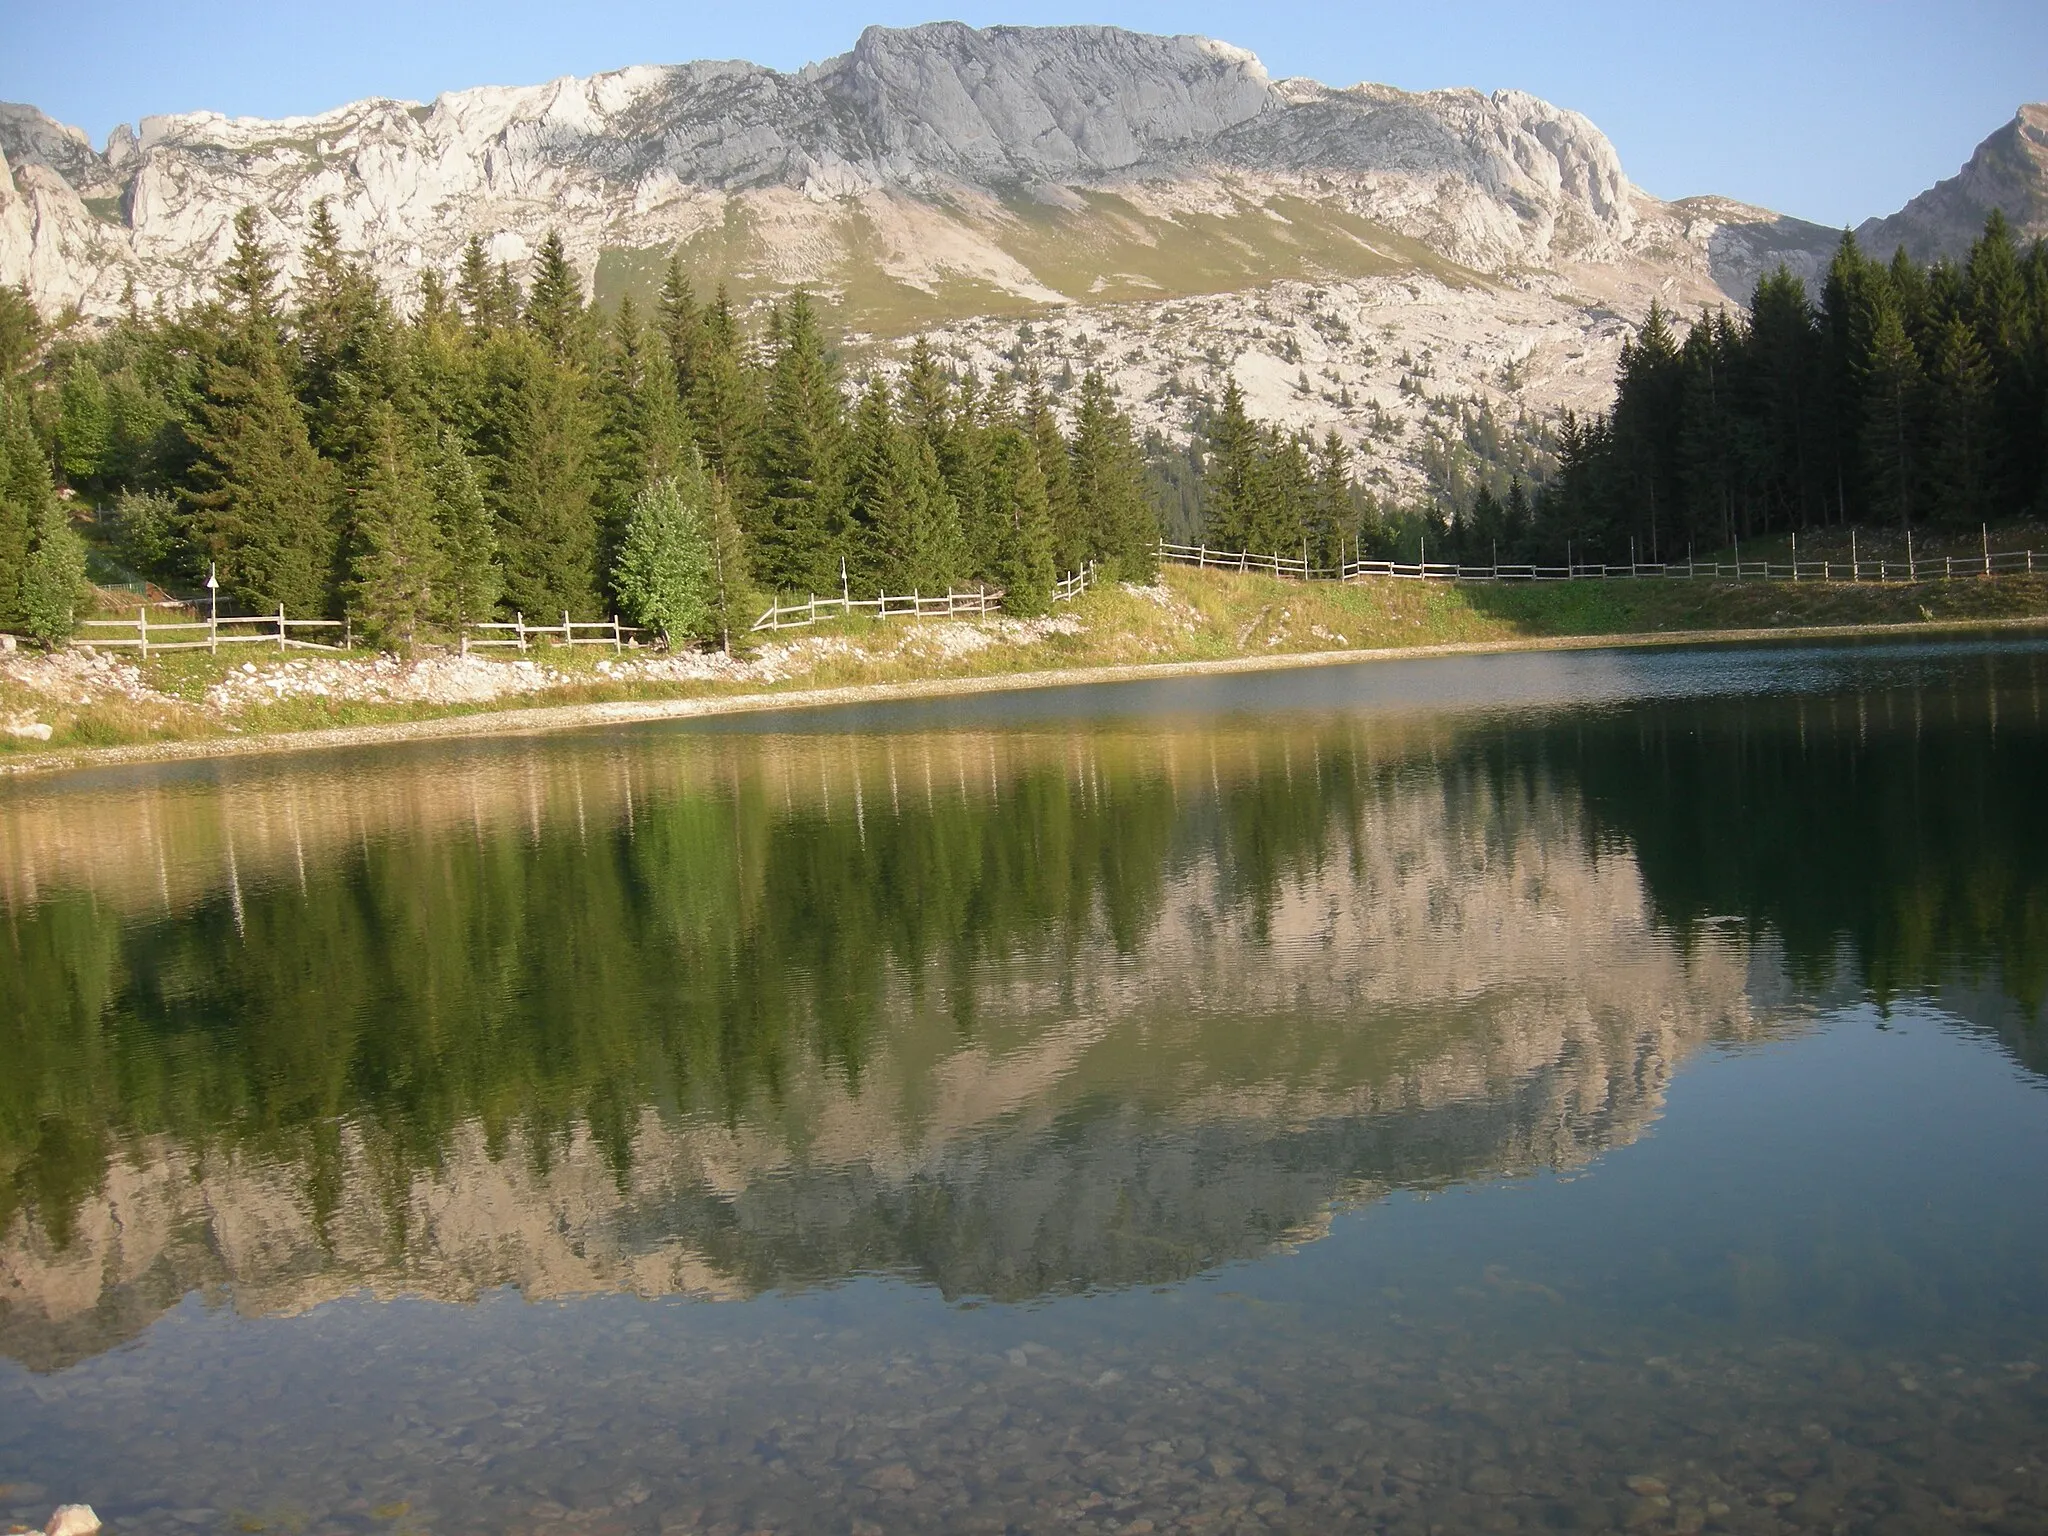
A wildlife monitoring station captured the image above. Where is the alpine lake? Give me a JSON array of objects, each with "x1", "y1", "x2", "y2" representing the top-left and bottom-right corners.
[{"x1": 3, "y1": 635, "x2": 2046, "y2": 1536}]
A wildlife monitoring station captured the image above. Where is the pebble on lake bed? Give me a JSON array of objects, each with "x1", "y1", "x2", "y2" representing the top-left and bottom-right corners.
[{"x1": 44, "y1": 1509, "x2": 99, "y2": 1536}]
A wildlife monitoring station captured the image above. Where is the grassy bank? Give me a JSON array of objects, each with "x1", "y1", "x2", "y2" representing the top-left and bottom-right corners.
[{"x1": 6, "y1": 565, "x2": 2048, "y2": 766}]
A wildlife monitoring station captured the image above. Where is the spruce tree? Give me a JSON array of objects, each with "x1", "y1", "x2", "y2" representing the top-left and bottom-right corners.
[
  {"x1": 1861, "y1": 293, "x2": 1924, "y2": 532},
  {"x1": 1311, "y1": 430, "x2": 1355, "y2": 568},
  {"x1": 455, "y1": 234, "x2": 502, "y2": 337},
  {"x1": 21, "y1": 490, "x2": 87, "y2": 647},
  {"x1": 187, "y1": 346, "x2": 341, "y2": 615},
  {"x1": 704, "y1": 474, "x2": 756, "y2": 653},
  {"x1": 1202, "y1": 378, "x2": 1261, "y2": 549},
  {"x1": 1926, "y1": 313, "x2": 1995, "y2": 527},
  {"x1": 56, "y1": 356, "x2": 110, "y2": 491},
  {"x1": 1070, "y1": 371, "x2": 1156, "y2": 579},
  {"x1": 427, "y1": 428, "x2": 500, "y2": 626},
  {"x1": 346, "y1": 402, "x2": 446, "y2": 650},
  {"x1": 493, "y1": 333, "x2": 602, "y2": 618},
  {"x1": 612, "y1": 458, "x2": 715, "y2": 645},
  {"x1": 755, "y1": 289, "x2": 846, "y2": 594},
  {"x1": 845, "y1": 375, "x2": 907, "y2": 593},
  {"x1": 524, "y1": 231, "x2": 590, "y2": 367},
  {"x1": 656, "y1": 253, "x2": 701, "y2": 396},
  {"x1": 0, "y1": 389, "x2": 49, "y2": 628},
  {"x1": 688, "y1": 285, "x2": 762, "y2": 524},
  {"x1": 983, "y1": 425, "x2": 1054, "y2": 614},
  {"x1": 1024, "y1": 370, "x2": 1084, "y2": 568}
]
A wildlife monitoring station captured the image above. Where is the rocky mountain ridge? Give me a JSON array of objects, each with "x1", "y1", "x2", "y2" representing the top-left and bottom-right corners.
[
  {"x1": 0, "y1": 22, "x2": 1806, "y2": 322},
  {"x1": 0, "y1": 26, "x2": 2037, "y2": 489}
]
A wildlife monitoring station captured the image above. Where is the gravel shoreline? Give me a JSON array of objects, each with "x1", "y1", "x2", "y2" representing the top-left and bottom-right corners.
[{"x1": 4, "y1": 615, "x2": 2045, "y2": 782}]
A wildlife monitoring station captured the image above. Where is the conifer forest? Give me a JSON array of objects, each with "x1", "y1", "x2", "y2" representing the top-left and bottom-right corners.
[{"x1": 0, "y1": 207, "x2": 2043, "y2": 648}]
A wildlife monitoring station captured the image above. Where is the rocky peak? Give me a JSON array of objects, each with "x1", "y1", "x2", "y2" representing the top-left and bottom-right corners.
[{"x1": 1857, "y1": 102, "x2": 2048, "y2": 260}]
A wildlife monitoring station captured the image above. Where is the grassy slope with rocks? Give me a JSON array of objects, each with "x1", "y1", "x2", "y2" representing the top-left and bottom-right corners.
[{"x1": 4, "y1": 566, "x2": 2047, "y2": 763}]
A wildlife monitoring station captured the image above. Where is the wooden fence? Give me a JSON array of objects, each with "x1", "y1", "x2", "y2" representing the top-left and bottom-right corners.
[
  {"x1": 461, "y1": 612, "x2": 647, "y2": 654},
  {"x1": 78, "y1": 605, "x2": 348, "y2": 656},
  {"x1": 750, "y1": 563, "x2": 1100, "y2": 634},
  {"x1": 1159, "y1": 541, "x2": 2045, "y2": 587}
]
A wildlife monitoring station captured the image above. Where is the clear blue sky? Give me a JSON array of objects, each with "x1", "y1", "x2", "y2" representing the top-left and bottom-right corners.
[{"x1": 2, "y1": 0, "x2": 2041, "y2": 228}]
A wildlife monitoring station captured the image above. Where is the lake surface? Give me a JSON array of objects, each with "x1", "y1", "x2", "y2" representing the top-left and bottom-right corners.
[{"x1": 3, "y1": 638, "x2": 2046, "y2": 1536}]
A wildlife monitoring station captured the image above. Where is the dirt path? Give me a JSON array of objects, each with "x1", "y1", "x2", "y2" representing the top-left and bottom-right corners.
[{"x1": 5, "y1": 615, "x2": 2045, "y2": 782}]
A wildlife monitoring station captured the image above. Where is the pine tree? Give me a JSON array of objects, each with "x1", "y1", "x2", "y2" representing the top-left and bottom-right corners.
[
  {"x1": 1024, "y1": 370, "x2": 1083, "y2": 569},
  {"x1": 1201, "y1": 377, "x2": 1261, "y2": 549},
  {"x1": 983, "y1": 426, "x2": 1054, "y2": 614},
  {"x1": 346, "y1": 402, "x2": 446, "y2": 650},
  {"x1": 455, "y1": 234, "x2": 502, "y2": 338},
  {"x1": 1070, "y1": 371, "x2": 1156, "y2": 579},
  {"x1": 687, "y1": 285, "x2": 762, "y2": 522},
  {"x1": 755, "y1": 289, "x2": 846, "y2": 594},
  {"x1": 187, "y1": 345, "x2": 341, "y2": 615},
  {"x1": 1310, "y1": 430, "x2": 1355, "y2": 568},
  {"x1": 56, "y1": 356, "x2": 110, "y2": 491},
  {"x1": 612, "y1": 459, "x2": 715, "y2": 645},
  {"x1": 493, "y1": 333, "x2": 602, "y2": 619},
  {"x1": 426, "y1": 428, "x2": 500, "y2": 626},
  {"x1": 524, "y1": 231, "x2": 590, "y2": 367},
  {"x1": 1861, "y1": 293, "x2": 1924, "y2": 532},
  {"x1": 1926, "y1": 313, "x2": 1996, "y2": 528},
  {"x1": 20, "y1": 489, "x2": 87, "y2": 647},
  {"x1": 703, "y1": 474, "x2": 755, "y2": 653},
  {"x1": 0, "y1": 388, "x2": 49, "y2": 627},
  {"x1": 656, "y1": 253, "x2": 701, "y2": 396}
]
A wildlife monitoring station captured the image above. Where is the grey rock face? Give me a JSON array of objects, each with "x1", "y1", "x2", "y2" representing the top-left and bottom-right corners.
[
  {"x1": 1857, "y1": 103, "x2": 2048, "y2": 260},
  {"x1": 0, "y1": 23, "x2": 1647, "y2": 317}
]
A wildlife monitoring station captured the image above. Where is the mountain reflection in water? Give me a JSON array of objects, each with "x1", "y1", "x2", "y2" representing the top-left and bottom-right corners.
[{"x1": 5, "y1": 643, "x2": 2043, "y2": 1383}]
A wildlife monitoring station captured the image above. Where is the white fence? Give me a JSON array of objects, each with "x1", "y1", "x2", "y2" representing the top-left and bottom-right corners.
[
  {"x1": 1159, "y1": 541, "x2": 2046, "y2": 586},
  {"x1": 750, "y1": 563, "x2": 1101, "y2": 633},
  {"x1": 78, "y1": 606, "x2": 348, "y2": 656},
  {"x1": 461, "y1": 612, "x2": 647, "y2": 654}
]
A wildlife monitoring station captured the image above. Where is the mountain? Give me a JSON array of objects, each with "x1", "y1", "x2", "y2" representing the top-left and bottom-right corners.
[
  {"x1": 0, "y1": 26, "x2": 2031, "y2": 492},
  {"x1": 1857, "y1": 102, "x2": 2048, "y2": 261}
]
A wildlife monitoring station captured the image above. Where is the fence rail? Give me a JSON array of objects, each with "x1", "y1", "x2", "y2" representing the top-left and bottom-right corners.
[
  {"x1": 1158, "y1": 542, "x2": 2045, "y2": 587},
  {"x1": 750, "y1": 563, "x2": 1100, "y2": 634},
  {"x1": 78, "y1": 605, "x2": 348, "y2": 656},
  {"x1": 1052, "y1": 561, "x2": 1099, "y2": 605},
  {"x1": 461, "y1": 612, "x2": 646, "y2": 654}
]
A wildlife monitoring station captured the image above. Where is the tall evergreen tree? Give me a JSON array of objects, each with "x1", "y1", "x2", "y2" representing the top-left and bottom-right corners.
[
  {"x1": 56, "y1": 356, "x2": 110, "y2": 491},
  {"x1": 982, "y1": 426, "x2": 1055, "y2": 614},
  {"x1": 1070, "y1": 370, "x2": 1156, "y2": 579},
  {"x1": 187, "y1": 349, "x2": 341, "y2": 615},
  {"x1": 524, "y1": 231, "x2": 590, "y2": 367},
  {"x1": 1926, "y1": 313, "x2": 1996, "y2": 527},
  {"x1": 427, "y1": 427, "x2": 500, "y2": 627},
  {"x1": 1861, "y1": 293, "x2": 1924, "y2": 532},
  {"x1": 346, "y1": 402, "x2": 446, "y2": 649},
  {"x1": 492, "y1": 333, "x2": 601, "y2": 618},
  {"x1": 754, "y1": 289, "x2": 846, "y2": 594},
  {"x1": 1201, "y1": 377, "x2": 1261, "y2": 549}
]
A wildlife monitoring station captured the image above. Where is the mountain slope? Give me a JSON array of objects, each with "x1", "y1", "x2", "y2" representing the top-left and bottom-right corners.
[
  {"x1": 1857, "y1": 102, "x2": 2048, "y2": 261},
  {"x1": 0, "y1": 22, "x2": 1705, "y2": 328}
]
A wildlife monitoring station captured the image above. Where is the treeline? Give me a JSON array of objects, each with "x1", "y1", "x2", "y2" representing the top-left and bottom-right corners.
[
  {"x1": 1537, "y1": 213, "x2": 2048, "y2": 564},
  {"x1": 6, "y1": 205, "x2": 1164, "y2": 645}
]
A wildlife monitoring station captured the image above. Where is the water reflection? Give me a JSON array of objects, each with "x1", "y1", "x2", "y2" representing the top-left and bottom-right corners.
[
  {"x1": 5, "y1": 645, "x2": 2042, "y2": 1374},
  {"x1": 3, "y1": 642, "x2": 2048, "y2": 1535}
]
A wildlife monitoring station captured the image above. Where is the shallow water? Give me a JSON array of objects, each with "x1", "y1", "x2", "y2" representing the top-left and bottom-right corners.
[{"x1": 3, "y1": 637, "x2": 2046, "y2": 1535}]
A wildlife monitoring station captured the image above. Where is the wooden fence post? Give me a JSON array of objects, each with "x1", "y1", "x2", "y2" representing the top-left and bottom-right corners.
[
  {"x1": 277, "y1": 604, "x2": 287, "y2": 653},
  {"x1": 516, "y1": 613, "x2": 527, "y2": 653},
  {"x1": 138, "y1": 604, "x2": 149, "y2": 659}
]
